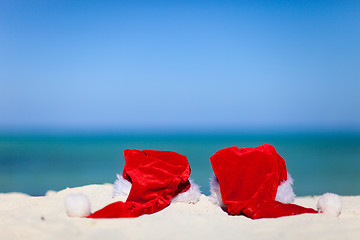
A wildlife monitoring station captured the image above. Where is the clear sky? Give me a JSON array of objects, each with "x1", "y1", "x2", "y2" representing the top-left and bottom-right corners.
[{"x1": 0, "y1": 0, "x2": 359, "y2": 133}]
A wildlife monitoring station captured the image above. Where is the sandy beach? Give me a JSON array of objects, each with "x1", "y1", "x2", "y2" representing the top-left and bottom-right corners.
[{"x1": 0, "y1": 184, "x2": 359, "y2": 240}]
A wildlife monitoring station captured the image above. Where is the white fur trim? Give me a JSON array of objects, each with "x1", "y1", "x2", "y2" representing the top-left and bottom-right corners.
[
  {"x1": 113, "y1": 174, "x2": 132, "y2": 197},
  {"x1": 209, "y1": 173, "x2": 295, "y2": 208},
  {"x1": 171, "y1": 179, "x2": 201, "y2": 204},
  {"x1": 64, "y1": 193, "x2": 91, "y2": 217},
  {"x1": 209, "y1": 175, "x2": 226, "y2": 208},
  {"x1": 317, "y1": 193, "x2": 342, "y2": 216},
  {"x1": 112, "y1": 174, "x2": 201, "y2": 204},
  {"x1": 275, "y1": 173, "x2": 296, "y2": 203}
]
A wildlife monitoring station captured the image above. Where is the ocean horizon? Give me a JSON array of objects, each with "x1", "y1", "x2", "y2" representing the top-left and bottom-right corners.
[{"x1": 1, "y1": 131, "x2": 359, "y2": 197}]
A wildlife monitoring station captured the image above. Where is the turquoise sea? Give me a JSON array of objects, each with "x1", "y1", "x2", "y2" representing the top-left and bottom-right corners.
[{"x1": 1, "y1": 133, "x2": 359, "y2": 196}]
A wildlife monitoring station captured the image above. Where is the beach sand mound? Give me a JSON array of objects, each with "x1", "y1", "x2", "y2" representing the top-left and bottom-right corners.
[{"x1": 1, "y1": 184, "x2": 360, "y2": 240}]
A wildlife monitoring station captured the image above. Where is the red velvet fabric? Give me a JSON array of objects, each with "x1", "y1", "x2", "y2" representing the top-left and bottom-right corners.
[
  {"x1": 88, "y1": 149, "x2": 191, "y2": 218},
  {"x1": 210, "y1": 144, "x2": 317, "y2": 219}
]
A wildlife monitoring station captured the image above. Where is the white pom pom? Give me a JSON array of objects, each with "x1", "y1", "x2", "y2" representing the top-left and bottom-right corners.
[
  {"x1": 171, "y1": 179, "x2": 201, "y2": 204},
  {"x1": 275, "y1": 173, "x2": 296, "y2": 203},
  {"x1": 65, "y1": 193, "x2": 91, "y2": 217},
  {"x1": 317, "y1": 193, "x2": 342, "y2": 216}
]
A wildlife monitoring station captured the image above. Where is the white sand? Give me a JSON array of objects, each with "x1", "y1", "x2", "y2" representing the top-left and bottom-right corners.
[{"x1": 1, "y1": 184, "x2": 360, "y2": 240}]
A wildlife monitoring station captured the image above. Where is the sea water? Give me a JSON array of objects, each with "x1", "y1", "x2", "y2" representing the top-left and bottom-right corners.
[{"x1": 0, "y1": 133, "x2": 359, "y2": 196}]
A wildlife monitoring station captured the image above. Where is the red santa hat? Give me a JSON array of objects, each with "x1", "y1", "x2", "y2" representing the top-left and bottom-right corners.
[
  {"x1": 209, "y1": 144, "x2": 318, "y2": 219},
  {"x1": 87, "y1": 149, "x2": 200, "y2": 218}
]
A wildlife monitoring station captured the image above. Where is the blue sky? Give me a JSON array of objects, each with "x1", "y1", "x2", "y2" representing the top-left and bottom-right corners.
[{"x1": 0, "y1": 0, "x2": 359, "y2": 132}]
